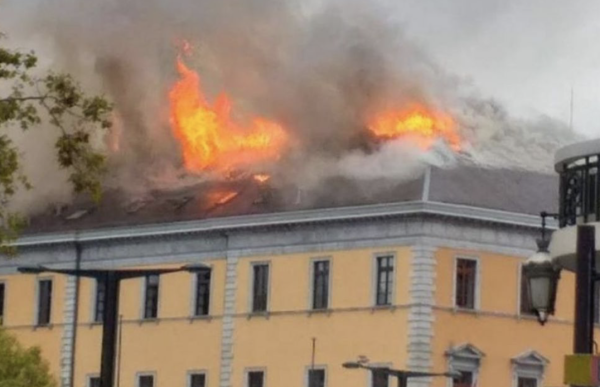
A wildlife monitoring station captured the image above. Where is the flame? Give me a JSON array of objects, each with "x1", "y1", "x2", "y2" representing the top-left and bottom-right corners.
[
  {"x1": 368, "y1": 105, "x2": 460, "y2": 150},
  {"x1": 253, "y1": 174, "x2": 271, "y2": 183},
  {"x1": 169, "y1": 56, "x2": 288, "y2": 173}
]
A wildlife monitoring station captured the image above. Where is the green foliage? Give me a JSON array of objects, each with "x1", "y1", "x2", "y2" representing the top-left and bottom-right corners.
[
  {"x1": 0, "y1": 33, "x2": 112, "y2": 253},
  {"x1": 0, "y1": 327, "x2": 57, "y2": 387}
]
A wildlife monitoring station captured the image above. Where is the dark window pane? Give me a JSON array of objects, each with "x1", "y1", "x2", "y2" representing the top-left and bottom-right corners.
[
  {"x1": 518, "y1": 377, "x2": 537, "y2": 387},
  {"x1": 453, "y1": 371, "x2": 473, "y2": 387},
  {"x1": 248, "y1": 371, "x2": 264, "y2": 387},
  {"x1": 95, "y1": 279, "x2": 106, "y2": 323},
  {"x1": 308, "y1": 369, "x2": 326, "y2": 387},
  {"x1": 144, "y1": 275, "x2": 159, "y2": 319},
  {"x1": 138, "y1": 375, "x2": 154, "y2": 387},
  {"x1": 376, "y1": 256, "x2": 394, "y2": 306},
  {"x1": 252, "y1": 265, "x2": 269, "y2": 312},
  {"x1": 37, "y1": 279, "x2": 52, "y2": 326},
  {"x1": 0, "y1": 283, "x2": 5, "y2": 325},
  {"x1": 195, "y1": 271, "x2": 212, "y2": 316},
  {"x1": 520, "y1": 266, "x2": 535, "y2": 315},
  {"x1": 312, "y1": 261, "x2": 330, "y2": 310},
  {"x1": 455, "y1": 259, "x2": 476, "y2": 309},
  {"x1": 372, "y1": 369, "x2": 388, "y2": 387},
  {"x1": 89, "y1": 377, "x2": 100, "y2": 387},
  {"x1": 190, "y1": 373, "x2": 206, "y2": 387}
]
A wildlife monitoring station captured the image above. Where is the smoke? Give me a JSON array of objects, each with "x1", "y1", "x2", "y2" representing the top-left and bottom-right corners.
[{"x1": 0, "y1": 0, "x2": 581, "y2": 212}]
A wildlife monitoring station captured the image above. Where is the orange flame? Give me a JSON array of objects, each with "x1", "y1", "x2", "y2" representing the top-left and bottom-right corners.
[
  {"x1": 368, "y1": 105, "x2": 460, "y2": 150},
  {"x1": 253, "y1": 174, "x2": 271, "y2": 183},
  {"x1": 169, "y1": 56, "x2": 288, "y2": 173}
]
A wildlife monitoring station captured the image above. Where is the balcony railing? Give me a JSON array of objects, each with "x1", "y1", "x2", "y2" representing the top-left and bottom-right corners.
[{"x1": 559, "y1": 154, "x2": 600, "y2": 227}]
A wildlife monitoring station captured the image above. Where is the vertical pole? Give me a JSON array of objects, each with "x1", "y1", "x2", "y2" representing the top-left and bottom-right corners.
[
  {"x1": 100, "y1": 273, "x2": 121, "y2": 387},
  {"x1": 574, "y1": 225, "x2": 595, "y2": 354},
  {"x1": 116, "y1": 314, "x2": 123, "y2": 387}
]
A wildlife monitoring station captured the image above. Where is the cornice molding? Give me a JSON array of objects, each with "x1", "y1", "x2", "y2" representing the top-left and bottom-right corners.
[{"x1": 14, "y1": 201, "x2": 555, "y2": 248}]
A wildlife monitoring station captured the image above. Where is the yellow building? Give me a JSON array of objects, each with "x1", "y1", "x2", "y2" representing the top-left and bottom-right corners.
[{"x1": 0, "y1": 165, "x2": 589, "y2": 387}]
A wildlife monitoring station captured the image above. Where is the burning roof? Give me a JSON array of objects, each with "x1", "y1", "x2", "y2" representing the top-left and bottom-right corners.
[{"x1": 24, "y1": 164, "x2": 557, "y2": 235}]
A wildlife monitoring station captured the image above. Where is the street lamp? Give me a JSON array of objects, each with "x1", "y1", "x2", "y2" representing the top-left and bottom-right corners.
[
  {"x1": 18, "y1": 262, "x2": 210, "y2": 387},
  {"x1": 523, "y1": 238, "x2": 561, "y2": 325},
  {"x1": 342, "y1": 360, "x2": 460, "y2": 387},
  {"x1": 523, "y1": 211, "x2": 562, "y2": 325}
]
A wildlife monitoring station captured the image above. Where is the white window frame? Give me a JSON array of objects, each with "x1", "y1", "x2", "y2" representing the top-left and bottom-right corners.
[
  {"x1": 445, "y1": 344, "x2": 484, "y2": 387},
  {"x1": 248, "y1": 262, "x2": 271, "y2": 314},
  {"x1": 452, "y1": 256, "x2": 480, "y2": 310},
  {"x1": 34, "y1": 276, "x2": 53, "y2": 327},
  {"x1": 372, "y1": 253, "x2": 396, "y2": 307},
  {"x1": 304, "y1": 365, "x2": 328, "y2": 387},
  {"x1": 244, "y1": 367, "x2": 267, "y2": 387},
  {"x1": 140, "y1": 274, "x2": 161, "y2": 320},
  {"x1": 511, "y1": 351, "x2": 548, "y2": 387},
  {"x1": 136, "y1": 372, "x2": 156, "y2": 387},
  {"x1": 187, "y1": 369, "x2": 208, "y2": 387},
  {"x1": 190, "y1": 266, "x2": 213, "y2": 318},
  {"x1": 86, "y1": 374, "x2": 100, "y2": 387},
  {"x1": 308, "y1": 258, "x2": 332, "y2": 310}
]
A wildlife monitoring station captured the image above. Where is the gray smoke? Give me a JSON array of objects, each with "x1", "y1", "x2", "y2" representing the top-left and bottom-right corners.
[{"x1": 0, "y1": 0, "x2": 581, "y2": 211}]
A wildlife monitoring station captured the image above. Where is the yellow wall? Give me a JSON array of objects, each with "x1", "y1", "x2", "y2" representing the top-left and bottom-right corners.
[
  {"x1": 0, "y1": 243, "x2": 588, "y2": 387},
  {"x1": 432, "y1": 247, "x2": 581, "y2": 387},
  {"x1": 1, "y1": 273, "x2": 66, "y2": 380}
]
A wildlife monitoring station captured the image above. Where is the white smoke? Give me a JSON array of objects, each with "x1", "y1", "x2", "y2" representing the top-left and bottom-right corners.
[{"x1": 0, "y1": 0, "x2": 582, "y2": 212}]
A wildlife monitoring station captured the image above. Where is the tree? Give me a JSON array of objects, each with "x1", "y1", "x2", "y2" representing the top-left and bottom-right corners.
[
  {"x1": 0, "y1": 327, "x2": 56, "y2": 387},
  {"x1": 0, "y1": 33, "x2": 112, "y2": 253}
]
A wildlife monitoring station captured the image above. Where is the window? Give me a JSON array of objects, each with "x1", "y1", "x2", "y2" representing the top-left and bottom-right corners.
[
  {"x1": 308, "y1": 368, "x2": 326, "y2": 387},
  {"x1": 445, "y1": 343, "x2": 483, "y2": 387},
  {"x1": 247, "y1": 370, "x2": 264, "y2": 387},
  {"x1": 372, "y1": 369, "x2": 389, "y2": 387},
  {"x1": 143, "y1": 275, "x2": 160, "y2": 319},
  {"x1": 88, "y1": 376, "x2": 100, "y2": 387},
  {"x1": 0, "y1": 282, "x2": 5, "y2": 325},
  {"x1": 312, "y1": 260, "x2": 330, "y2": 310},
  {"x1": 138, "y1": 374, "x2": 154, "y2": 387},
  {"x1": 455, "y1": 258, "x2": 477, "y2": 309},
  {"x1": 517, "y1": 377, "x2": 537, "y2": 387},
  {"x1": 194, "y1": 270, "x2": 211, "y2": 317},
  {"x1": 94, "y1": 279, "x2": 106, "y2": 323},
  {"x1": 520, "y1": 266, "x2": 535, "y2": 315},
  {"x1": 375, "y1": 255, "x2": 394, "y2": 306},
  {"x1": 453, "y1": 370, "x2": 474, "y2": 387},
  {"x1": 37, "y1": 279, "x2": 53, "y2": 326},
  {"x1": 189, "y1": 373, "x2": 206, "y2": 387},
  {"x1": 252, "y1": 264, "x2": 269, "y2": 313},
  {"x1": 512, "y1": 350, "x2": 548, "y2": 387}
]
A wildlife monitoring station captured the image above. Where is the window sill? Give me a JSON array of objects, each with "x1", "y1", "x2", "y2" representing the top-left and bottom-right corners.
[
  {"x1": 371, "y1": 304, "x2": 395, "y2": 312},
  {"x1": 247, "y1": 312, "x2": 270, "y2": 320},
  {"x1": 138, "y1": 318, "x2": 160, "y2": 325},
  {"x1": 452, "y1": 307, "x2": 479, "y2": 315},
  {"x1": 87, "y1": 321, "x2": 103, "y2": 328},
  {"x1": 307, "y1": 308, "x2": 332, "y2": 316},
  {"x1": 189, "y1": 315, "x2": 212, "y2": 322},
  {"x1": 33, "y1": 323, "x2": 54, "y2": 330}
]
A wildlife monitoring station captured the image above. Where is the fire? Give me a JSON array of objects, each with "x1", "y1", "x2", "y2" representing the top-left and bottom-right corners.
[
  {"x1": 253, "y1": 174, "x2": 271, "y2": 183},
  {"x1": 169, "y1": 56, "x2": 288, "y2": 173},
  {"x1": 368, "y1": 105, "x2": 460, "y2": 150}
]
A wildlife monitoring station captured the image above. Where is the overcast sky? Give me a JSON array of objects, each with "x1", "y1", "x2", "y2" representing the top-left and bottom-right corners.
[{"x1": 391, "y1": 0, "x2": 600, "y2": 138}]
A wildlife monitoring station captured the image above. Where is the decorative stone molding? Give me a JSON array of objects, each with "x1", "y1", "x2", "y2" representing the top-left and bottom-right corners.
[
  {"x1": 407, "y1": 244, "x2": 437, "y2": 387},
  {"x1": 219, "y1": 248, "x2": 239, "y2": 387}
]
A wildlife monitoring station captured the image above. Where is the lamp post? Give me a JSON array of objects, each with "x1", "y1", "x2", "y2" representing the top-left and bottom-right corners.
[
  {"x1": 342, "y1": 360, "x2": 460, "y2": 387},
  {"x1": 523, "y1": 218, "x2": 597, "y2": 355},
  {"x1": 18, "y1": 263, "x2": 209, "y2": 387}
]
